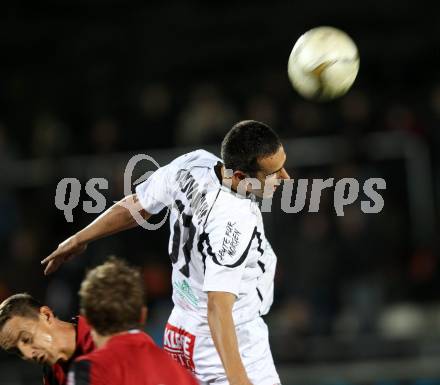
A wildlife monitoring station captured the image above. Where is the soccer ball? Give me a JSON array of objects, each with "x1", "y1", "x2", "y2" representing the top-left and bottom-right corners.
[{"x1": 288, "y1": 26, "x2": 360, "y2": 101}]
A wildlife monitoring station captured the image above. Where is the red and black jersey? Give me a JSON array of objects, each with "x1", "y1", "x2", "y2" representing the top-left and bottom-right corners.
[
  {"x1": 67, "y1": 330, "x2": 198, "y2": 385},
  {"x1": 43, "y1": 316, "x2": 94, "y2": 385}
]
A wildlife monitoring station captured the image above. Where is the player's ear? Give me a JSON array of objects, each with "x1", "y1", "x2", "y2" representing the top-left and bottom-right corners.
[
  {"x1": 139, "y1": 306, "x2": 148, "y2": 326},
  {"x1": 233, "y1": 170, "x2": 247, "y2": 181},
  {"x1": 39, "y1": 306, "x2": 55, "y2": 324}
]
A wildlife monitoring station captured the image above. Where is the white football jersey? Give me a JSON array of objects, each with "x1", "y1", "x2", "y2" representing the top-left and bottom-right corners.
[{"x1": 135, "y1": 150, "x2": 277, "y2": 335}]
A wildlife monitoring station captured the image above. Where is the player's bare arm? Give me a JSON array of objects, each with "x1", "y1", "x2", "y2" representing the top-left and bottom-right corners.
[
  {"x1": 41, "y1": 194, "x2": 151, "y2": 275},
  {"x1": 207, "y1": 291, "x2": 253, "y2": 385}
]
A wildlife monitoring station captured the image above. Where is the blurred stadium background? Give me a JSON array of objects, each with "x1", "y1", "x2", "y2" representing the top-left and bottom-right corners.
[{"x1": 0, "y1": 1, "x2": 439, "y2": 384}]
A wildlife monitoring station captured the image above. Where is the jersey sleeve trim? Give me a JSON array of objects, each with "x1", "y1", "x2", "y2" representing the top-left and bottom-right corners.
[
  {"x1": 210, "y1": 226, "x2": 259, "y2": 268},
  {"x1": 201, "y1": 226, "x2": 264, "y2": 296}
]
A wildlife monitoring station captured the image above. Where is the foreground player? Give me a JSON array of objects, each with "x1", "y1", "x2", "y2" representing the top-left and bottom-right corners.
[
  {"x1": 67, "y1": 257, "x2": 198, "y2": 385},
  {"x1": 0, "y1": 293, "x2": 94, "y2": 385},
  {"x1": 43, "y1": 120, "x2": 289, "y2": 385}
]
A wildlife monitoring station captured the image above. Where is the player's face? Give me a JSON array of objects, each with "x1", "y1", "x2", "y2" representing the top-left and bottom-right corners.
[
  {"x1": 0, "y1": 310, "x2": 61, "y2": 366},
  {"x1": 253, "y1": 146, "x2": 290, "y2": 198}
]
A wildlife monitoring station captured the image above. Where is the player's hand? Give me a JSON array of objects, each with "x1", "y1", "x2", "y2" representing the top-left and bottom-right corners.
[{"x1": 41, "y1": 235, "x2": 87, "y2": 275}]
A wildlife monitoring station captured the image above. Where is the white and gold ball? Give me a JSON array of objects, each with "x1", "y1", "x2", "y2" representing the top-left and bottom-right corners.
[{"x1": 288, "y1": 26, "x2": 360, "y2": 101}]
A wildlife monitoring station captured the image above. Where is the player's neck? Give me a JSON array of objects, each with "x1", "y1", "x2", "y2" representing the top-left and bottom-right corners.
[
  {"x1": 56, "y1": 320, "x2": 77, "y2": 361},
  {"x1": 91, "y1": 329, "x2": 139, "y2": 348},
  {"x1": 220, "y1": 165, "x2": 250, "y2": 198},
  {"x1": 92, "y1": 331, "x2": 113, "y2": 348},
  {"x1": 220, "y1": 165, "x2": 237, "y2": 193}
]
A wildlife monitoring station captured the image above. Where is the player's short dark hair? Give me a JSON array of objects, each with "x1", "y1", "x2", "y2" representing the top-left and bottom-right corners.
[
  {"x1": 79, "y1": 257, "x2": 145, "y2": 336},
  {"x1": 221, "y1": 120, "x2": 282, "y2": 176},
  {"x1": 0, "y1": 293, "x2": 42, "y2": 332}
]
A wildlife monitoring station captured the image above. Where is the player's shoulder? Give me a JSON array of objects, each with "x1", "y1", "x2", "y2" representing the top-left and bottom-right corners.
[
  {"x1": 170, "y1": 149, "x2": 220, "y2": 170},
  {"x1": 208, "y1": 190, "x2": 258, "y2": 226},
  {"x1": 141, "y1": 339, "x2": 198, "y2": 384},
  {"x1": 171, "y1": 150, "x2": 222, "y2": 196}
]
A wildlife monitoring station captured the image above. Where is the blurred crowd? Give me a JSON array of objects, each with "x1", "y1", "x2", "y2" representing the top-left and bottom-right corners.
[{"x1": 1, "y1": 79, "x2": 440, "y2": 158}]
